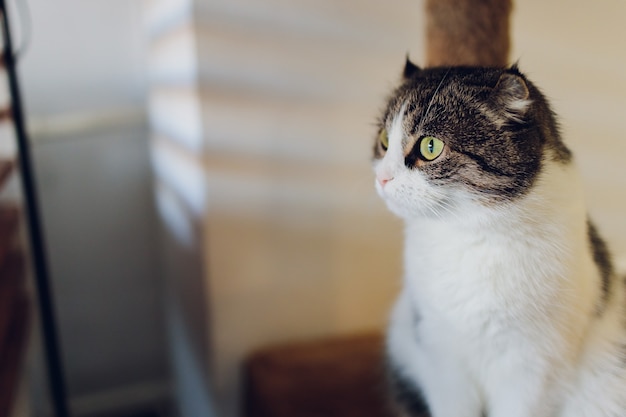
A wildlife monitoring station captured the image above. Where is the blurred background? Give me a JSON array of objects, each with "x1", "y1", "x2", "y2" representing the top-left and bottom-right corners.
[{"x1": 2, "y1": 0, "x2": 625, "y2": 416}]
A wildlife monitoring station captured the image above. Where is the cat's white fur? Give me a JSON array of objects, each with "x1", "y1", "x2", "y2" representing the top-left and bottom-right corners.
[{"x1": 375, "y1": 108, "x2": 626, "y2": 417}]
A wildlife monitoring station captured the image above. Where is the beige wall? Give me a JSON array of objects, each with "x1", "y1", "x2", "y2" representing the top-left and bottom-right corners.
[
  {"x1": 147, "y1": 1, "x2": 626, "y2": 416},
  {"x1": 512, "y1": 1, "x2": 626, "y2": 260}
]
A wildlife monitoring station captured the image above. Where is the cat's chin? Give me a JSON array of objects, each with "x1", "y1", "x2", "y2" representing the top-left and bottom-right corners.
[
  {"x1": 383, "y1": 200, "x2": 413, "y2": 219},
  {"x1": 380, "y1": 195, "x2": 443, "y2": 221}
]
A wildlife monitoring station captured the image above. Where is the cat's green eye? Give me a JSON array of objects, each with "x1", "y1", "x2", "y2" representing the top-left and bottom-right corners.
[
  {"x1": 419, "y1": 136, "x2": 445, "y2": 161},
  {"x1": 379, "y1": 129, "x2": 389, "y2": 150}
]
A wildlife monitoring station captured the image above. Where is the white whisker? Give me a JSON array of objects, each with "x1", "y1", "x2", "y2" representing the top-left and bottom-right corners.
[{"x1": 417, "y1": 68, "x2": 451, "y2": 133}]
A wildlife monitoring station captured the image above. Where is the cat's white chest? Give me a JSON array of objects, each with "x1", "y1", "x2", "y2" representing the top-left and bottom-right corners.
[
  {"x1": 404, "y1": 219, "x2": 551, "y2": 319},
  {"x1": 400, "y1": 213, "x2": 591, "y2": 360}
]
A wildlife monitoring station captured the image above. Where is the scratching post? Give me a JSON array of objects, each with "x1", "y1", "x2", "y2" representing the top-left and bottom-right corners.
[{"x1": 425, "y1": 0, "x2": 513, "y2": 67}]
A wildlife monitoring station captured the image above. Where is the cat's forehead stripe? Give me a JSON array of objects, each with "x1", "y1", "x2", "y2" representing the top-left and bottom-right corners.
[{"x1": 389, "y1": 102, "x2": 408, "y2": 150}]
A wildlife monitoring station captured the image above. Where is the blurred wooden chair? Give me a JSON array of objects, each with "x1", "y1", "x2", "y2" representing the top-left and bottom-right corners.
[
  {"x1": 0, "y1": 11, "x2": 31, "y2": 414},
  {"x1": 244, "y1": 333, "x2": 398, "y2": 417},
  {"x1": 0, "y1": 160, "x2": 30, "y2": 417}
]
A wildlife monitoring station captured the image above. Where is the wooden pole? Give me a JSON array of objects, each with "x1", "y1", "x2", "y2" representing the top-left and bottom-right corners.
[{"x1": 425, "y1": 0, "x2": 513, "y2": 67}]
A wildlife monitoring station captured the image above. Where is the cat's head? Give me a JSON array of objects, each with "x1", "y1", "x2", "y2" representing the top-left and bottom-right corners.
[{"x1": 373, "y1": 59, "x2": 571, "y2": 220}]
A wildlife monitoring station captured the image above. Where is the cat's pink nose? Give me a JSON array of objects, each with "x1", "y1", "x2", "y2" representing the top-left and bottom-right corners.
[{"x1": 378, "y1": 175, "x2": 394, "y2": 187}]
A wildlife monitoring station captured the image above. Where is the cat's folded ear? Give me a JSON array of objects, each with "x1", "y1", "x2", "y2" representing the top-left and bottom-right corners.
[
  {"x1": 403, "y1": 55, "x2": 421, "y2": 79},
  {"x1": 492, "y1": 67, "x2": 532, "y2": 122}
]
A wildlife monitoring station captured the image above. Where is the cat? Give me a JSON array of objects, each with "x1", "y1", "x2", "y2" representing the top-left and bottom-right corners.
[{"x1": 373, "y1": 59, "x2": 626, "y2": 417}]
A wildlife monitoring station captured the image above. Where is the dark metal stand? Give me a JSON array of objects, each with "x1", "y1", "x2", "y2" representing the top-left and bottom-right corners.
[{"x1": 0, "y1": 2, "x2": 70, "y2": 416}]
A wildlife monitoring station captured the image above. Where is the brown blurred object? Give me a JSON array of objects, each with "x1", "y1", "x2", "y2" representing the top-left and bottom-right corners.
[
  {"x1": 425, "y1": 0, "x2": 513, "y2": 67},
  {"x1": 0, "y1": 159, "x2": 30, "y2": 417},
  {"x1": 244, "y1": 333, "x2": 405, "y2": 417}
]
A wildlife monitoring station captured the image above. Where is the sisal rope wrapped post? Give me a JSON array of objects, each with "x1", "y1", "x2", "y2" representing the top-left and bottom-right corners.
[{"x1": 425, "y1": 0, "x2": 513, "y2": 67}]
